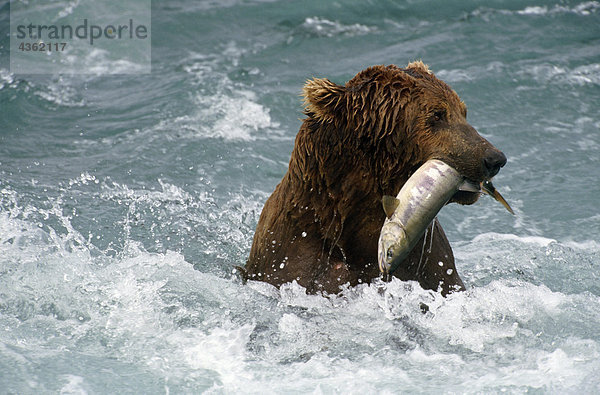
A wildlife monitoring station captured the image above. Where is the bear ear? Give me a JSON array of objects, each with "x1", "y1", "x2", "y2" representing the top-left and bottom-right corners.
[
  {"x1": 302, "y1": 78, "x2": 346, "y2": 123},
  {"x1": 405, "y1": 60, "x2": 433, "y2": 76}
]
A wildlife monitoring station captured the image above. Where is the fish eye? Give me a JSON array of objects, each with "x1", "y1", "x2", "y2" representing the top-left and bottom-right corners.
[{"x1": 386, "y1": 249, "x2": 394, "y2": 260}]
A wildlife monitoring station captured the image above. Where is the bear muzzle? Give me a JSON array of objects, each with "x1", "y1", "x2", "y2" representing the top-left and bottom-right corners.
[{"x1": 482, "y1": 148, "x2": 507, "y2": 179}]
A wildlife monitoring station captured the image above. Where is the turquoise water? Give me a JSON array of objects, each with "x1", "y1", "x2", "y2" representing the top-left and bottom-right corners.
[{"x1": 1, "y1": 0, "x2": 600, "y2": 393}]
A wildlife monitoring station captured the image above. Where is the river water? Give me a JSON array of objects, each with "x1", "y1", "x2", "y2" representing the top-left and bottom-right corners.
[{"x1": 1, "y1": 0, "x2": 599, "y2": 393}]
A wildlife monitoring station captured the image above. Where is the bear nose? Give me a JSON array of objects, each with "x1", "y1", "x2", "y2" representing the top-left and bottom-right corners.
[{"x1": 483, "y1": 149, "x2": 507, "y2": 178}]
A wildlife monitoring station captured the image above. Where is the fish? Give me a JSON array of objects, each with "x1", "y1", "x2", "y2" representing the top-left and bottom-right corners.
[
  {"x1": 377, "y1": 159, "x2": 513, "y2": 275},
  {"x1": 377, "y1": 160, "x2": 464, "y2": 275}
]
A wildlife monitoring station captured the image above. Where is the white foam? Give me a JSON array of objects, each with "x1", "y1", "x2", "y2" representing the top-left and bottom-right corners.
[
  {"x1": 470, "y1": 232, "x2": 556, "y2": 247},
  {"x1": 435, "y1": 68, "x2": 472, "y2": 83},
  {"x1": 59, "y1": 47, "x2": 147, "y2": 74},
  {"x1": 525, "y1": 63, "x2": 600, "y2": 86},
  {"x1": 564, "y1": 239, "x2": 600, "y2": 251},
  {"x1": 68, "y1": 172, "x2": 99, "y2": 186},
  {"x1": 0, "y1": 69, "x2": 86, "y2": 107},
  {"x1": 301, "y1": 17, "x2": 374, "y2": 37},
  {"x1": 59, "y1": 374, "x2": 87, "y2": 394},
  {"x1": 56, "y1": 0, "x2": 81, "y2": 19},
  {"x1": 2, "y1": 177, "x2": 599, "y2": 393},
  {"x1": 517, "y1": 2, "x2": 600, "y2": 16},
  {"x1": 174, "y1": 324, "x2": 256, "y2": 389},
  {"x1": 99, "y1": 178, "x2": 195, "y2": 205},
  {"x1": 456, "y1": 338, "x2": 599, "y2": 390},
  {"x1": 517, "y1": 6, "x2": 549, "y2": 15},
  {"x1": 194, "y1": 89, "x2": 273, "y2": 141},
  {"x1": 440, "y1": 61, "x2": 600, "y2": 88},
  {"x1": 0, "y1": 68, "x2": 16, "y2": 90},
  {"x1": 170, "y1": 54, "x2": 278, "y2": 141},
  {"x1": 34, "y1": 77, "x2": 86, "y2": 107},
  {"x1": 279, "y1": 280, "x2": 337, "y2": 310},
  {"x1": 429, "y1": 280, "x2": 565, "y2": 352}
]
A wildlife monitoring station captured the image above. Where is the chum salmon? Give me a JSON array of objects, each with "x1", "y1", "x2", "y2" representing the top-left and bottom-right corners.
[{"x1": 378, "y1": 159, "x2": 513, "y2": 275}]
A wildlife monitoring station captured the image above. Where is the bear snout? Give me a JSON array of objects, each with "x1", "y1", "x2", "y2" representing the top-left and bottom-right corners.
[{"x1": 482, "y1": 149, "x2": 507, "y2": 178}]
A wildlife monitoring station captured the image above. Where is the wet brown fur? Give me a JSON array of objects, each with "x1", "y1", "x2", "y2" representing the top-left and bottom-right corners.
[{"x1": 244, "y1": 62, "x2": 505, "y2": 295}]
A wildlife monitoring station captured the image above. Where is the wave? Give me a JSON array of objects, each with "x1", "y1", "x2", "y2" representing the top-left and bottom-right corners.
[
  {"x1": 168, "y1": 50, "x2": 279, "y2": 141},
  {"x1": 470, "y1": 231, "x2": 556, "y2": 247},
  {"x1": 0, "y1": 68, "x2": 87, "y2": 108},
  {"x1": 523, "y1": 63, "x2": 600, "y2": 86},
  {"x1": 466, "y1": 1, "x2": 600, "y2": 20},
  {"x1": 60, "y1": 48, "x2": 150, "y2": 75},
  {"x1": 516, "y1": 2, "x2": 600, "y2": 16},
  {"x1": 300, "y1": 16, "x2": 375, "y2": 38},
  {"x1": 437, "y1": 61, "x2": 600, "y2": 88}
]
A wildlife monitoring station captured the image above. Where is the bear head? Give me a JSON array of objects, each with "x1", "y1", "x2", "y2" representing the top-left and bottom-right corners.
[{"x1": 302, "y1": 61, "x2": 506, "y2": 206}]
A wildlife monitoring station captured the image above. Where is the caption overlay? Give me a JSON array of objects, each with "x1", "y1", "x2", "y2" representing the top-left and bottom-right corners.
[{"x1": 10, "y1": 0, "x2": 151, "y2": 74}]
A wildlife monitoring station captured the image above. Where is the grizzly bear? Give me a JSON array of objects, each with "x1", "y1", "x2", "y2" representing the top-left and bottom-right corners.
[{"x1": 243, "y1": 61, "x2": 506, "y2": 296}]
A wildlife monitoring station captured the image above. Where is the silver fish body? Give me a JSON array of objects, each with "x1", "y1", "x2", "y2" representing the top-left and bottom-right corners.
[{"x1": 377, "y1": 160, "x2": 464, "y2": 275}]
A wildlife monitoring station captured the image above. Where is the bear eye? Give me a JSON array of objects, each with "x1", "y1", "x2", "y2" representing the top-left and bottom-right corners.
[{"x1": 433, "y1": 109, "x2": 446, "y2": 123}]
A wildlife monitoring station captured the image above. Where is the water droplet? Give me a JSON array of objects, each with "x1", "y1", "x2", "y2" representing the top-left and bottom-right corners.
[
  {"x1": 301, "y1": 232, "x2": 307, "y2": 237},
  {"x1": 446, "y1": 268, "x2": 453, "y2": 275}
]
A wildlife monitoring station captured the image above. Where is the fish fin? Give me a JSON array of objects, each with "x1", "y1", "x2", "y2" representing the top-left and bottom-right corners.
[
  {"x1": 458, "y1": 180, "x2": 481, "y2": 193},
  {"x1": 382, "y1": 195, "x2": 400, "y2": 219}
]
